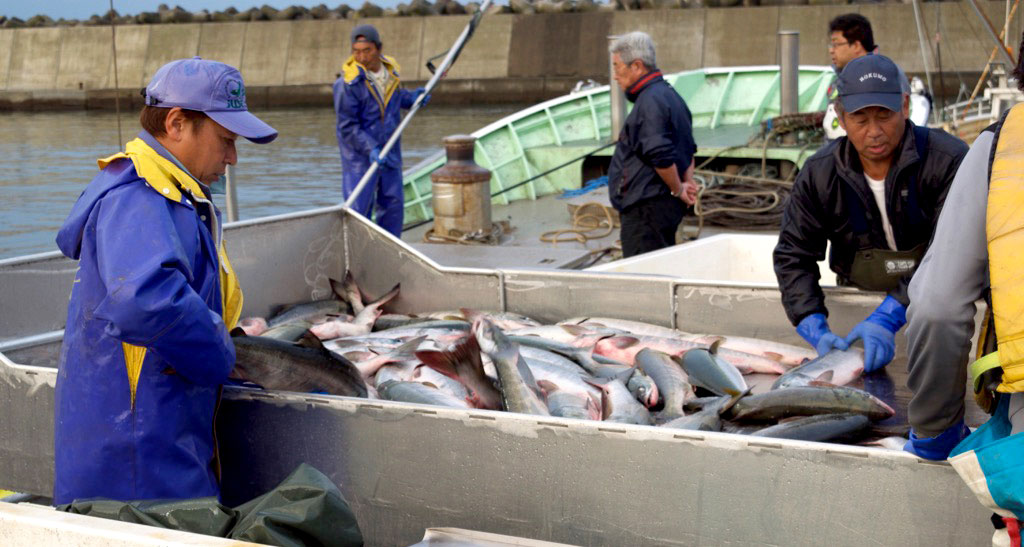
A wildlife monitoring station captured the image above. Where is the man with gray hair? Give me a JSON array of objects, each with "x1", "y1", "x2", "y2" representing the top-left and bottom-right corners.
[{"x1": 607, "y1": 31, "x2": 697, "y2": 257}]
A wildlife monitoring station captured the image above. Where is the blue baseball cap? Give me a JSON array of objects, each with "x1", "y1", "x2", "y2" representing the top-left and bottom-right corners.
[
  {"x1": 351, "y1": 24, "x2": 381, "y2": 48},
  {"x1": 837, "y1": 55, "x2": 904, "y2": 114},
  {"x1": 143, "y1": 57, "x2": 277, "y2": 144}
]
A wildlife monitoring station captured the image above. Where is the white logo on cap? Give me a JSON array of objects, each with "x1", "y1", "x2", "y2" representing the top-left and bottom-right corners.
[{"x1": 859, "y1": 72, "x2": 888, "y2": 83}]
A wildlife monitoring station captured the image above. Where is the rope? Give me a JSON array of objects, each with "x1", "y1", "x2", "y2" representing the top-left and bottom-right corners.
[
  {"x1": 422, "y1": 222, "x2": 505, "y2": 245},
  {"x1": 539, "y1": 201, "x2": 619, "y2": 245}
]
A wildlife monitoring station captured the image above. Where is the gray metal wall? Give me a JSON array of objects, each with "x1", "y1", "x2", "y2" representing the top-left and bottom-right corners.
[{"x1": 0, "y1": 208, "x2": 994, "y2": 546}]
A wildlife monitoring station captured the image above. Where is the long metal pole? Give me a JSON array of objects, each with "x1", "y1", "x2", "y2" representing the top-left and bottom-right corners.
[
  {"x1": 224, "y1": 165, "x2": 239, "y2": 222},
  {"x1": 778, "y1": 31, "x2": 799, "y2": 116},
  {"x1": 344, "y1": 0, "x2": 493, "y2": 210},
  {"x1": 608, "y1": 36, "x2": 627, "y2": 142},
  {"x1": 966, "y1": 0, "x2": 1017, "y2": 68},
  {"x1": 911, "y1": 0, "x2": 936, "y2": 99},
  {"x1": 108, "y1": 0, "x2": 122, "y2": 146}
]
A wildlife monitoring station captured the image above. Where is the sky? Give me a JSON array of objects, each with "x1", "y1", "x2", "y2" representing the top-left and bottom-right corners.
[{"x1": 2, "y1": 1, "x2": 423, "y2": 21}]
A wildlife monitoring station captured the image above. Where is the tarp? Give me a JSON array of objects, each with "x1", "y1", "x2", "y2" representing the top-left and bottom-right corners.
[{"x1": 58, "y1": 463, "x2": 362, "y2": 547}]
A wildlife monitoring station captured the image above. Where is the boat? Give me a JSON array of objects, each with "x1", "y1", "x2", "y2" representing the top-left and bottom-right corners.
[
  {"x1": 400, "y1": 65, "x2": 836, "y2": 226},
  {"x1": 0, "y1": 207, "x2": 991, "y2": 545}
]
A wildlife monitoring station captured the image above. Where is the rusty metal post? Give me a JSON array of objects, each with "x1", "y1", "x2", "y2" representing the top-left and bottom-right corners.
[{"x1": 430, "y1": 135, "x2": 492, "y2": 238}]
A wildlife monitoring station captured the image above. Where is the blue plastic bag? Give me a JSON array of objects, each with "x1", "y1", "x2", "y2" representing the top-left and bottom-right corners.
[{"x1": 949, "y1": 395, "x2": 1024, "y2": 521}]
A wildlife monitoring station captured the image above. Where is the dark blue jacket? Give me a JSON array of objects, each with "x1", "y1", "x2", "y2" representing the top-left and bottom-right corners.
[
  {"x1": 607, "y1": 71, "x2": 696, "y2": 211},
  {"x1": 52, "y1": 132, "x2": 236, "y2": 504},
  {"x1": 333, "y1": 55, "x2": 416, "y2": 180}
]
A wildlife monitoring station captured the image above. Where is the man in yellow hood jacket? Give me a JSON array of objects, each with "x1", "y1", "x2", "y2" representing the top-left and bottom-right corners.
[
  {"x1": 333, "y1": 24, "x2": 428, "y2": 237},
  {"x1": 53, "y1": 57, "x2": 277, "y2": 504}
]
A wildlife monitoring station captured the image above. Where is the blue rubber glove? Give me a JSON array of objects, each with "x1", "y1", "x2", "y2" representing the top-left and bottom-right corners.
[
  {"x1": 903, "y1": 420, "x2": 971, "y2": 460},
  {"x1": 369, "y1": 147, "x2": 382, "y2": 166},
  {"x1": 796, "y1": 313, "x2": 850, "y2": 356},
  {"x1": 415, "y1": 87, "x2": 431, "y2": 106},
  {"x1": 844, "y1": 295, "x2": 906, "y2": 373}
]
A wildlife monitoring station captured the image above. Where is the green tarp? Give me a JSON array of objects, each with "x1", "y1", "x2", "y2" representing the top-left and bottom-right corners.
[{"x1": 58, "y1": 463, "x2": 363, "y2": 547}]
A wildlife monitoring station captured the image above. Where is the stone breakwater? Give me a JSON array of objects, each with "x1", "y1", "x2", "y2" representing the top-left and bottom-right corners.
[
  {"x1": 0, "y1": 3, "x2": 1014, "y2": 110},
  {"x1": 0, "y1": 0, "x2": 934, "y2": 28}
]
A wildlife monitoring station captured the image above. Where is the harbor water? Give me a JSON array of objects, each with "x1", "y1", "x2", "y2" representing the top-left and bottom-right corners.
[{"x1": 0, "y1": 104, "x2": 525, "y2": 259}]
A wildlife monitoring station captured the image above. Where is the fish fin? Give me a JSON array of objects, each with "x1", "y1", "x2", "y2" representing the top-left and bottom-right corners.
[
  {"x1": 614, "y1": 366, "x2": 637, "y2": 384},
  {"x1": 606, "y1": 336, "x2": 639, "y2": 349},
  {"x1": 416, "y1": 349, "x2": 460, "y2": 381},
  {"x1": 391, "y1": 335, "x2": 427, "y2": 360},
  {"x1": 459, "y1": 308, "x2": 481, "y2": 322},
  {"x1": 764, "y1": 351, "x2": 785, "y2": 362},
  {"x1": 421, "y1": 381, "x2": 439, "y2": 389},
  {"x1": 814, "y1": 370, "x2": 835, "y2": 383},
  {"x1": 808, "y1": 379, "x2": 839, "y2": 388},
  {"x1": 369, "y1": 283, "x2": 401, "y2": 308},
  {"x1": 296, "y1": 331, "x2": 327, "y2": 351},
  {"x1": 230, "y1": 326, "x2": 247, "y2": 337},
  {"x1": 718, "y1": 387, "x2": 752, "y2": 416},
  {"x1": 536, "y1": 379, "x2": 558, "y2": 397},
  {"x1": 582, "y1": 376, "x2": 610, "y2": 390},
  {"x1": 559, "y1": 325, "x2": 589, "y2": 336},
  {"x1": 328, "y1": 277, "x2": 347, "y2": 303},
  {"x1": 707, "y1": 337, "x2": 724, "y2": 355},
  {"x1": 342, "y1": 270, "x2": 365, "y2": 314}
]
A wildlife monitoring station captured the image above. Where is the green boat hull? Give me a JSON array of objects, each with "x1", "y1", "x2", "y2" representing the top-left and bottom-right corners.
[{"x1": 402, "y1": 65, "x2": 835, "y2": 225}]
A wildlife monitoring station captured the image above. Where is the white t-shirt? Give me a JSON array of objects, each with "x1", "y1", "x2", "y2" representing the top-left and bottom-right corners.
[
  {"x1": 368, "y1": 65, "x2": 391, "y2": 96},
  {"x1": 865, "y1": 175, "x2": 897, "y2": 251}
]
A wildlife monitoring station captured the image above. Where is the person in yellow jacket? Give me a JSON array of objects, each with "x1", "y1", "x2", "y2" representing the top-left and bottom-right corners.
[
  {"x1": 52, "y1": 57, "x2": 277, "y2": 504},
  {"x1": 903, "y1": 38, "x2": 1024, "y2": 545}
]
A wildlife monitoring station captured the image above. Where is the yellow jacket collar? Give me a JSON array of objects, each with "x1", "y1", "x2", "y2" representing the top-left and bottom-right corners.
[
  {"x1": 98, "y1": 138, "x2": 206, "y2": 204},
  {"x1": 342, "y1": 55, "x2": 401, "y2": 84}
]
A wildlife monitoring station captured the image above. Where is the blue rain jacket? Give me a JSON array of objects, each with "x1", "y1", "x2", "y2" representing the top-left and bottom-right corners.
[
  {"x1": 333, "y1": 55, "x2": 416, "y2": 236},
  {"x1": 52, "y1": 131, "x2": 238, "y2": 505}
]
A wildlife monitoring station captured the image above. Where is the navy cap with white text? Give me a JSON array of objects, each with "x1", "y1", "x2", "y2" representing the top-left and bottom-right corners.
[{"x1": 837, "y1": 55, "x2": 904, "y2": 113}]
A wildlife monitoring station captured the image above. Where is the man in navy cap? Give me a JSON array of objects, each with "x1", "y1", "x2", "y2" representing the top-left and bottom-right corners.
[
  {"x1": 773, "y1": 55, "x2": 966, "y2": 376},
  {"x1": 334, "y1": 24, "x2": 428, "y2": 237},
  {"x1": 52, "y1": 57, "x2": 277, "y2": 504}
]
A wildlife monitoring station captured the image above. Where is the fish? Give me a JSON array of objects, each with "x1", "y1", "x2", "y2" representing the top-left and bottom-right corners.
[
  {"x1": 238, "y1": 317, "x2": 269, "y2": 336},
  {"x1": 416, "y1": 334, "x2": 503, "y2": 410},
  {"x1": 267, "y1": 277, "x2": 352, "y2": 327},
  {"x1": 519, "y1": 345, "x2": 589, "y2": 375},
  {"x1": 682, "y1": 334, "x2": 816, "y2": 368},
  {"x1": 524, "y1": 357, "x2": 601, "y2": 408},
  {"x1": 679, "y1": 342, "x2": 748, "y2": 396},
  {"x1": 562, "y1": 317, "x2": 683, "y2": 338},
  {"x1": 537, "y1": 380, "x2": 601, "y2": 420},
  {"x1": 771, "y1": 349, "x2": 866, "y2": 389},
  {"x1": 260, "y1": 320, "x2": 314, "y2": 343},
  {"x1": 750, "y1": 413, "x2": 871, "y2": 442},
  {"x1": 377, "y1": 380, "x2": 470, "y2": 408},
  {"x1": 635, "y1": 348, "x2": 696, "y2": 420},
  {"x1": 584, "y1": 377, "x2": 653, "y2": 425},
  {"x1": 595, "y1": 335, "x2": 787, "y2": 375},
  {"x1": 374, "y1": 361, "x2": 419, "y2": 386},
  {"x1": 230, "y1": 329, "x2": 367, "y2": 397},
  {"x1": 725, "y1": 385, "x2": 895, "y2": 422},
  {"x1": 660, "y1": 390, "x2": 748, "y2": 431},
  {"x1": 310, "y1": 283, "x2": 400, "y2": 340},
  {"x1": 349, "y1": 336, "x2": 426, "y2": 380},
  {"x1": 374, "y1": 314, "x2": 452, "y2": 331},
  {"x1": 862, "y1": 436, "x2": 910, "y2": 451},
  {"x1": 340, "y1": 270, "x2": 366, "y2": 315},
  {"x1": 472, "y1": 317, "x2": 549, "y2": 416},
  {"x1": 461, "y1": 309, "x2": 542, "y2": 331},
  {"x1": 509, "y1": 334, "x2": 659, "y2": 408},
  {"x1": 414, "y1": 366, "x2": 471, "y2": 401}
]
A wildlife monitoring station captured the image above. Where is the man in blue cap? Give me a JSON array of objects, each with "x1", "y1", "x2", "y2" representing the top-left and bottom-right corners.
[
  {"x1": 52, "y1": 57, "x2": 277, "y2": 504},
  {"x1": 773, "y1": 55, "x2": 966, "y2": 379},
  {"x1": 334, "y1": 24, "x2": 428, "y2": 237}
]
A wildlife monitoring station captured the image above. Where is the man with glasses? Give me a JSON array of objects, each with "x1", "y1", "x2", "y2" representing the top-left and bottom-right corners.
[{"x1": 823, "y1": 14, "x2": 911, "y2": 140}]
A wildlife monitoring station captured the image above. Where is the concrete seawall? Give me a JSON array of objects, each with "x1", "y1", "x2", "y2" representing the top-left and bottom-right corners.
[{"x1": 0, "y1": 2, "x2": 1018, "y2": 110}]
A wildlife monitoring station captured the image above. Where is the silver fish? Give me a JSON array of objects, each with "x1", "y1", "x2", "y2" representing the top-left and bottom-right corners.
[
  {"x1": 377, "y1": 380, "x2": 470, "y2": 408},
  {"x1": 750, "y1": 413, "x2": 870, "y2": 442},
  {"x1": 231, "y1": 330, "x2": 367, "y2": 397},
  {"x1": 636, "y1": 348, "x2": 697, "y2": 420},
  {"x1": 680, "y1": 342, "x2": 748, "y2": 396},
  {"x1": 771, "y1": 349, "x2": 866, "y2": 389},
  {"x1": 473, "y1": 317, "x2": 549, "y2": 416}
]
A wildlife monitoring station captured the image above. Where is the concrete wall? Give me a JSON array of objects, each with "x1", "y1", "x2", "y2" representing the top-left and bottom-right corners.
[{"x1": 0, "y1": 2, "x2": 1018, "y2": 109}]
